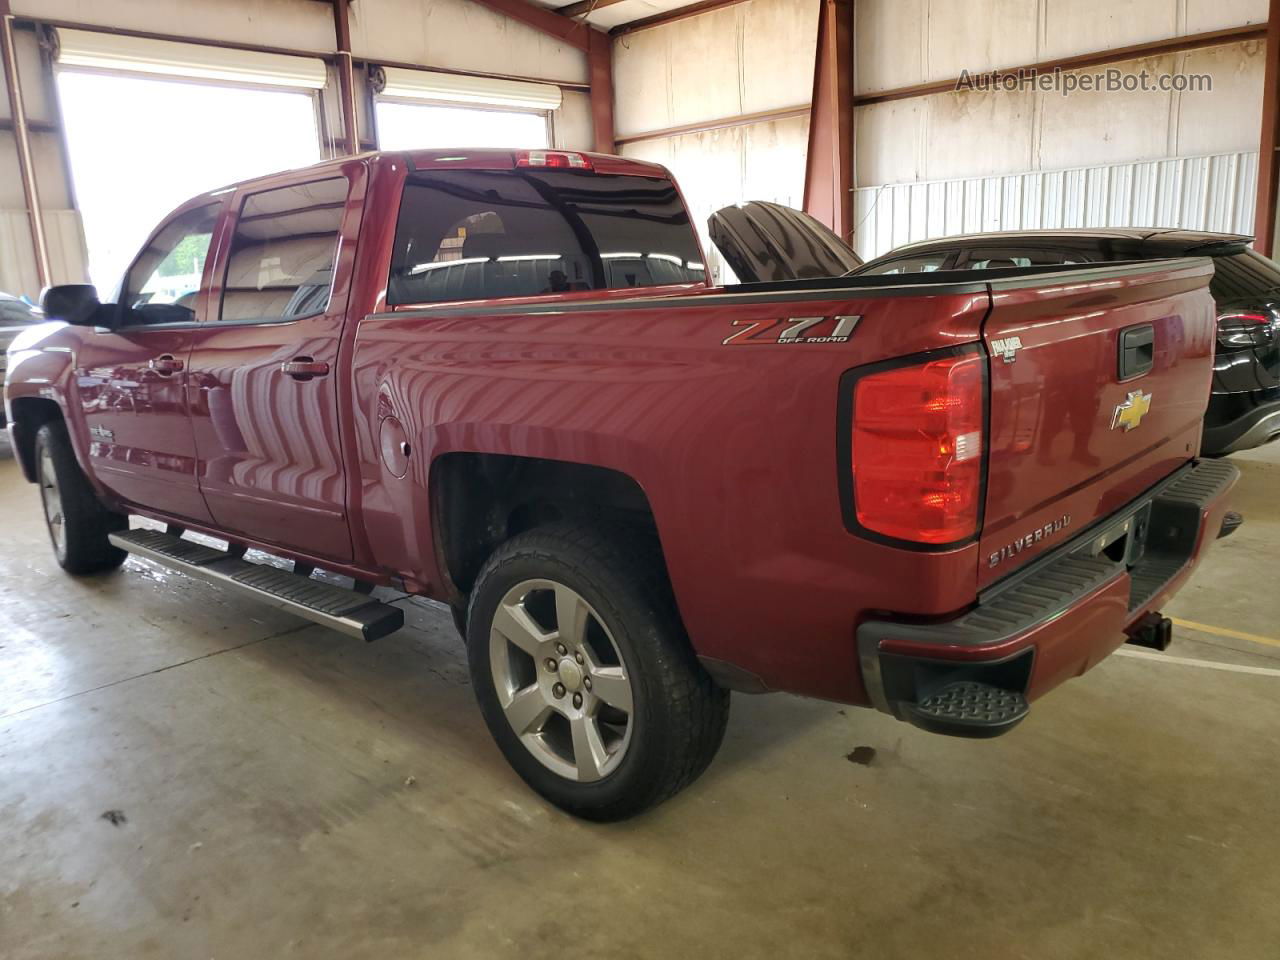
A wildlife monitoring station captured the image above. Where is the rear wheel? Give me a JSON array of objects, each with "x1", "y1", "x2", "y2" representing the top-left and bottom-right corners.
[
  {"x1": 35, "y1": 421, "x2": 127, "y2": 574},
  {"x1": 466, "y1": 522, "x2": 729, "y2": 821}
]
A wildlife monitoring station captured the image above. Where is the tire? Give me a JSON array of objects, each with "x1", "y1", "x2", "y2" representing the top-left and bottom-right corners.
[
  {"x1": 450, "y1": 602, "x2": 468, "y2": 639},
  {"x1": 466, "y1": 521, "x2": 729, "y2": 821},
  {"x1": 34, "y1": 420, "x2": 128, "y2": 575}
]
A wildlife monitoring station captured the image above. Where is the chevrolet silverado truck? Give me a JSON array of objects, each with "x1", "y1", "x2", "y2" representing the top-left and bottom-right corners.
[{"x1": 6, "y1": 150, "x2": 1240, "y2": 820}]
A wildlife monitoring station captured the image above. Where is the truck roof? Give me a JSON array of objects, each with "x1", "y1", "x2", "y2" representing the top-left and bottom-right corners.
[{"x1": 194, "y1": 149, "x2": 673, "y2": 201}]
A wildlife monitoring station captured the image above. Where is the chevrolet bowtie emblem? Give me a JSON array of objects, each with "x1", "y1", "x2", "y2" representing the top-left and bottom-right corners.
[{"x1": 1111, "y1": 389, "x2": 1152, "y2": 432}]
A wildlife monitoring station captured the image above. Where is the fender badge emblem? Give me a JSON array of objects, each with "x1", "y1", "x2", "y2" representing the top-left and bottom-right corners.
[
  {"x1": 990, "y1": 336, "x2": 1022, "y2": 363},
  {"x1": 1111, "y1": 389, "x2": 1152, "y2": 432}
]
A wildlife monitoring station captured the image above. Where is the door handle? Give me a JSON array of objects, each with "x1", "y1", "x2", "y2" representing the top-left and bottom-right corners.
[
  {"x1": 149, "y1": 354, "x2": 184, "y2": 375},
  {"x1": 279, "y1": 357, "x2": 330, "y2": 381}
]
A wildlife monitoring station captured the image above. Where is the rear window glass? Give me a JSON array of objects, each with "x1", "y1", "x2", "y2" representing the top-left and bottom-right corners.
[
  {"x1": 1209, "y1": 250, "x2": 1280, "y2": 303},
  {"x1": 963, "y1": 247, "x2": 1090, "y2": 269},
  {"x1": 388, "y1": 169, "x2": 705, "y2": 305},
  {"x1": 858, "y1": 253, "x2": 950, "y2": 275}
]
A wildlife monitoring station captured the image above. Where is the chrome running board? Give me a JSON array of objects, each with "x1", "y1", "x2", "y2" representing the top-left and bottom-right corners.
[{"x1": 109, "y1": 528, "x2": 403, "y2": 641}]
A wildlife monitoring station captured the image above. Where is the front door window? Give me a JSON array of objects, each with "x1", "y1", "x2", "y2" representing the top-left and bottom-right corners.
[{"x1": 120, "y1": 203, "x2": 221, "y2": 326}]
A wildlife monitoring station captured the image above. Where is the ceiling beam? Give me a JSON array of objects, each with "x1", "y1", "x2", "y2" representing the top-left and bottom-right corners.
[
  {"x1": 0, "y1": 0, "x2": 52, "y2": 290},
  {"x1": 465, "y1": 0, "x2": 593, "y2": 51},
  {"x1": 588, "y1": 28, "x2": 615, "y2": 152},
  {"x1": 802, "y1": 0, "x2": 853, "y2": 242},
  {"x1": 615, "y1": 104, "x2": 809, "y2": 146},
  {"x1": 332, "y1": 0, "x2": 360, "y2": 155},
  {"x1": 1255, "y1": 0, "x2": 1280, "y2": 255},
  {"x1": 611, "y1": 0, "x2": 753, "y2": 36},
  {"x1": 557, "y1": 0, "x2": 628, "y2": 18},
  {"x1": 461, "y1": 0, "x2": 617, "y2": 154}
]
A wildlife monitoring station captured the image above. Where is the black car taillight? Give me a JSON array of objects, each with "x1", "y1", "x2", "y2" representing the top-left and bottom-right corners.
[{"x1": 1216, "y1": 312, "x2": 1271, "y2": 348}]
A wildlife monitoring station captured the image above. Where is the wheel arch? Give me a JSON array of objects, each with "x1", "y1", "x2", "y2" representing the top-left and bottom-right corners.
[
  {"x1": 429, "y1": 452, "x2": 663, "y2": 598},
  {"x1": 8, "y1": 396, "x2": 66, "y2": 483}
]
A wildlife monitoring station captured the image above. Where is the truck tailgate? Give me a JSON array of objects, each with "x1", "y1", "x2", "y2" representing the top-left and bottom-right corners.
[{"x1": 978, "y1": 259, "x2": 1217, "y2": 589}]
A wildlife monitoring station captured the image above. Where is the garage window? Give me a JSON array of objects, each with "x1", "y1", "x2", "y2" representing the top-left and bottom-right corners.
[
  {"x1": 54, "y1": 30, "x2": 324, "y2": 296},
  {"x1": 376, "y1": 102, "x2": 551, "y2": 151},
  {"x1": 373, "y1": 66, "x2": 557, "y2": 151}
]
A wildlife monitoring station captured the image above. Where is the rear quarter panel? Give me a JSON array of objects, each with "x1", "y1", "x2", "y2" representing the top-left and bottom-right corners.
[{"x1": 351, "y1": 284, "x2": 990, "y2": 703}]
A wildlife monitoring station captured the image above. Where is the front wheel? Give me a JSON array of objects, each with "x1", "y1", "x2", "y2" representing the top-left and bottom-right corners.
[
  {"x1": 466, "y1": 522, "x2": 729, "y2": 821},
  {"x1": 34, "y1": 420, "x2": 127, "y2": 574}
]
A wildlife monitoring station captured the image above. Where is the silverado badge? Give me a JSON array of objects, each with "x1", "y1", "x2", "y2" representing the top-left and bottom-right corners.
[{"x1": 1111, "y1": 389, "x2": 1152, "y2": 432}]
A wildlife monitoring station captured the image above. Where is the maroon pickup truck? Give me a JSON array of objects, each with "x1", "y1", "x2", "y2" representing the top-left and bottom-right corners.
[{"x1": 6, "y1": 150, "x2": 1239, "y2": 820}]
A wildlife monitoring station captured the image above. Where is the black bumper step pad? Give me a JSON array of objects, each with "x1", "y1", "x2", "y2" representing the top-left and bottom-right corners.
[{"x1": 903, "y1": 681, "x2": 1029, "y2": 738}]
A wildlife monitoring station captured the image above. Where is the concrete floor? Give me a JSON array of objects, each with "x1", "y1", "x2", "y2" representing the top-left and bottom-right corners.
[{"x1": 2, "y1": 440, "x2": 1279, "y2": 960}]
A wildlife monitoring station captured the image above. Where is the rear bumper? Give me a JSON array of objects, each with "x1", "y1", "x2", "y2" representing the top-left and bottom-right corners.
[
  {"x1": 1202, "y1": 397, "x2": 1280, "y2": 455},
  {"x1": 857, "y1": 458, "x2": 1239, "y2": 737}
]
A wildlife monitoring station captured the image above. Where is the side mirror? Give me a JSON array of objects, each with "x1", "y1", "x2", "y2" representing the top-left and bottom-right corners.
[{"x1": 41, "y1": 284, "x2": 104, "y2": 327}]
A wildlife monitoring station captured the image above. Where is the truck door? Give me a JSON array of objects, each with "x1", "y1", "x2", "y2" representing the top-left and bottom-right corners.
[
  {"x1": 74, "y1": 201, "x2": 222, "y2": 524},
  {"x1": 185, "y1": 173, "x2": 359, "y2": 563}
]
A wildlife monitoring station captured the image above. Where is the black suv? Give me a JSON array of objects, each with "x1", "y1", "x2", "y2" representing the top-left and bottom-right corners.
[{"x1": 851, "y1": 229, "x2": 1280, "y2": 456}]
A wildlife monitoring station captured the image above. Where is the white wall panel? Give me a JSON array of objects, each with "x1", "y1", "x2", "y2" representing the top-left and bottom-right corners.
[
  {"x1": 1035, "y1": 55, "x2": 1178, "y2": 169},
  {"x1": 740, "y1": 0, "x2": 819, "y2": 112},
  {"x1": 854, "y1": 0, "x2": 1268, "y2": 94},
  {"x1": 853, "y1": 0, "x2": 925, "y2": 94},
  {"x1": 0, "y1": 211, "x2": 38, "y2": 297},
  {"x1": 350, "y1": 0, "x2": 587, "y2": 85},
  {"x1": 854, "y1": 98, "x2": 925, "y2": 185},
  {"x1": 553, "y1": 90, "x2": 593, "y2": 151},
  {"x1": 1040, "y1": 0, "x2": 1179, "y2": 61},
  {"x1": 1177, "y1": 43, "x2": 1268, "y2": 155},
  {"x1": 1186, "y1": 0, "x2": 1269, "y2": 32},
  {"x1": 852, "y1": 151, "x2": 1259, "y2": 261},
  {"x1": 923, "y1": 87, "x2": 1036, "y2": 180},
  {"x1": 15, "y1": 0, "x2": 336, "y2": 54},
  {"x1": 856, "y1": 41, "x2": 1264, "y2": 185},
  {"x1": 0, "y1": 209, "x2": 86, "y2": 297},
  {"x1": 924, "y1": 0, "x2": 1039, "y2": 82},
  {"x1": 620, "y1": 115, "x2": 809, "y2": 283},
  {"x1": 612, "y1": 0, "x2": 816, "y2": 137}
]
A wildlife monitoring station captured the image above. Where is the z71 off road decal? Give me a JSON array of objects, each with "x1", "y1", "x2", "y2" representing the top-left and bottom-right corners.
[{"x1": 722, "y1": 315, "x2": 861, "y2": 346}]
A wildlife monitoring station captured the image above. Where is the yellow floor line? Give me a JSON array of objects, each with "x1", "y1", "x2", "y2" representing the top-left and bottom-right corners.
[{"x1": 1170, "y1": 616, "x2": 1280, "y2": 649}]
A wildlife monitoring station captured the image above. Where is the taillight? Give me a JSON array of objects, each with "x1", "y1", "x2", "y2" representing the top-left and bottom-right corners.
[
  {"x1": 514, "y1": 150, "x2": 593, "y2": 170},
  {"x1": 1216, "y1": 312, "x2": 1270, "y2": 347},
  {"x1": 851, "y1": 353, "x2": 985, "y2": 545}
]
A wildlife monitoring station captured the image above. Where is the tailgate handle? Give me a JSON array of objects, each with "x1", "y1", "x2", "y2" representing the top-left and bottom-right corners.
[{"x1": 1118, "y1": 324, "x2": 1154, "y2": 379}]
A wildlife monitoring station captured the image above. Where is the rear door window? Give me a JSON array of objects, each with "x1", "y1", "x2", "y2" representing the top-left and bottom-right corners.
[
  {"x1": 220, "y1": 178, "x2": 347, "y2": 324},
  {"x1": 388, "y1": 168, "x2": 705, "y2": 305}
]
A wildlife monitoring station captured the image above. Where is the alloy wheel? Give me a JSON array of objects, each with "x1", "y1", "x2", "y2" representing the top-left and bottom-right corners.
[
  {"x1": 488, "y1": 579, "x2": 634, "y2": 782},
  {"x1": 39, "y1": 447, "x2": 66, "y2": 560}
]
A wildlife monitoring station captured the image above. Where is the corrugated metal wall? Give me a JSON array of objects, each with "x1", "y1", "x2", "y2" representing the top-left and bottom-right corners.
[{"x1": 853, "y1": 150, "x2": 1259, "y2": 261}]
